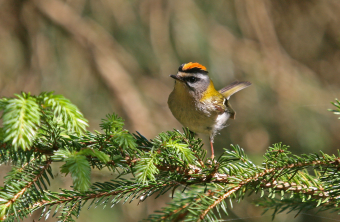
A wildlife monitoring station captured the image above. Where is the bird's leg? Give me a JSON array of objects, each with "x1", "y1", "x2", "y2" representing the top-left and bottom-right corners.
[{"x1": 209, "y1": 136, "x2": 214, "y2": 159}]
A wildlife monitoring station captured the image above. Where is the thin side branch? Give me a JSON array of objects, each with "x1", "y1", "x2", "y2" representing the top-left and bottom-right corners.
[
  {"x1": 198, "y1": 168, "x2": 276, "y2": 221},
  {"x1": 1, "y1": 160, "x2": 52, "y2": 220},
  {"x1": 197, "y1": 157, "x2": 340, "y2": 220},
  {"x1": 33, "y1": 182, "x2": 174, "y2": 209}
]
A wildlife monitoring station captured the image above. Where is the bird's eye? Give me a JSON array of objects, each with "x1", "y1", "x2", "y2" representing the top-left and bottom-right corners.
[{"x1": 187, "y1": 77, "x2": 198, "y2": 83}]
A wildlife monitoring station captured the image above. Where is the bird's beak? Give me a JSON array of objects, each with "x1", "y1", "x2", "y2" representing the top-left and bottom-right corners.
[{"x1": 170, "y1": 75, "x2": 183, "y2": 82}]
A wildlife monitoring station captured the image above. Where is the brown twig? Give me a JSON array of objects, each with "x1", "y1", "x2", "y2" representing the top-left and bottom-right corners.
[
  {"x1": 19, "y1": 157, "x2": 339, "y2": 221},
  {"x1": 198, "y1": 168, "x2": 276, "y2": 221},
  {"x1": 160, "y1": 190, "x2": 215, "y2": 222},
  {"x1": 197, "y1": 158, "x2": 340, "y2": 220},
  {"x1": 62, "y1": 201, "x2": 80, "y2": 222},
  {"x1": 1, "y1": 160, "x2": 52, "y2": 220},
  {"x1": 32, "y1": 182, "x2": 174, "y2": 210},
  {"x1": 260, "y1": 180, "x2": 328, "y2": 197}
]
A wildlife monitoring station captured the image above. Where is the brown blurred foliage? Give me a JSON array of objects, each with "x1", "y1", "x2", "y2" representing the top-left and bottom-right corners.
[{"x1": 1, "y1": 0, "x2": 340, "y2": 221}]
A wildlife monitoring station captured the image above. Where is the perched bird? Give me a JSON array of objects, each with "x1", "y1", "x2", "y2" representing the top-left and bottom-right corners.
[{"x1": 168, "y1": 62, "x2": 251, "y2": 159}]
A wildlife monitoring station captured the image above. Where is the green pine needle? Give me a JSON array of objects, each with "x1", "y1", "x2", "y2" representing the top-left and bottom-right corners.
[
  {"x1": 113, "y1": 131, "x2": 137, "y2": 153},
  {"x1": 78, "y1": 148, "x2": 110, "y2": 163},
  {"x1": 39, "y1": 92, "x2": 88, "y2": 134},
  {"x1": 135, "y1": 157, "x2": 159, "y2": 185},
  {"x1": 165, "y1": 140, "x2": 196, "y2": 164},
  {"x1": 2, "y1": 93, "x2": 41, "y2": 150},
  {"x1": 100, "y1": 114, "x2": 125, "y2": 133},
  {"x1": 329, "y1": 99, "x2": 340, "y2": 119},
  {"x1": 60, "y1": 153, "x2": 91, "y2": 192}
]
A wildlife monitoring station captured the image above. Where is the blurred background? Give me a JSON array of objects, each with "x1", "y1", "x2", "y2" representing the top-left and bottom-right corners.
[{"x1": 1, "y1": 0, "x2": 340, "y2": 221}]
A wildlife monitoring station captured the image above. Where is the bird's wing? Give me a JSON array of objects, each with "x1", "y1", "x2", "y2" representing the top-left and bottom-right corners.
[
  {"x1": 211, "y1": 95, "x2": 227, "y2": 114},
  {"x1": 219, "y1": 81, "x2": 251, "y2": 99},
  {"x1": 212, "y1": 97, "x2": 236, "y2": 119},
  {"x1": 225, "y1": 99, "x2": 236, "y2": 119}
]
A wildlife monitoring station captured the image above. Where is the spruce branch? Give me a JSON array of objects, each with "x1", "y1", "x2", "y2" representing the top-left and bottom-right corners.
[
  {"x1": 1, "y1": 93, "x2": 340, "y2": 221},
  {"x1": 198, "y1": 168, "x2": 276, "y2": 221},
  {"x1": 60, "y1": 153, "x2": 91, "y2": 192},
  {"x1": 0, "y1": 160, "x2": 52, "y2": 221},
  {"x1": 38, "y1": 92, "x2": 88, "y2": 133},
  {"x1": 0, "y1": 92, "x2": 88, "y2": 151},
  {"x1": 135, "y1": 156, "x2": 159, "y2": 185},
  {"x1": 31, "y1": 180, "x2": 179, "y2": 222},
  {"x1": 1, "y1": 93, "x2": 40, "y2": 150},
  {"x1": 329, "y1": 98, "x2": 340, "y2": 118}
]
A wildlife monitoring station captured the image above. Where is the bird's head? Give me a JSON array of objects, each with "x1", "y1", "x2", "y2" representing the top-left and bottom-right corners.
[{"x1": 170, "y1": 62, "x2": 211, "y2": 94}]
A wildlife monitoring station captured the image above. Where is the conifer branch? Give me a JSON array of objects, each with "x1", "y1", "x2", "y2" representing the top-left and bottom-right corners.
[
  {"x1": 260, "y1": 180, "x2": 328, "y2": 197},
  {"x1": 62, "y1": 202, "x2": 80, "y2": 222},
  {"x1": 1, "y1": 94, "x2": 340, "y2": 221},
  {"x1": 33, "y1": 182, "x2": 175, "y2": 209},
  {"x1": 199, "y1": 168, "x2": 276, "y2": 220},
  {"x1": 0, "y1": 160, "x2": 52, "y2": 220}
]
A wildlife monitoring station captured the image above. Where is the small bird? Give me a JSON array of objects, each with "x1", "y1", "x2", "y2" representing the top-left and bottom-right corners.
[{"x1": 168, "y1": 62, "x2": 251, "y2": 159}]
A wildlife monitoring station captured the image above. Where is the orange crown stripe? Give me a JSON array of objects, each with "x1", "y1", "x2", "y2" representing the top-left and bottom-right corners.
[{"x1": 182, "y1": 62, "x2": 207, "y2": 71}]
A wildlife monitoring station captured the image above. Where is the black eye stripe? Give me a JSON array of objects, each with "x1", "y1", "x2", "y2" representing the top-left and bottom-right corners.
[{"x1": 184, "y1": 76, "x2": 199, "y2": 83}]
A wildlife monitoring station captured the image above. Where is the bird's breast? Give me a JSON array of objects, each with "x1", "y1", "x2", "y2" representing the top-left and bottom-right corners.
[{"x1": 168, "y1": 83, "x2": 227, "y2": 134}]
